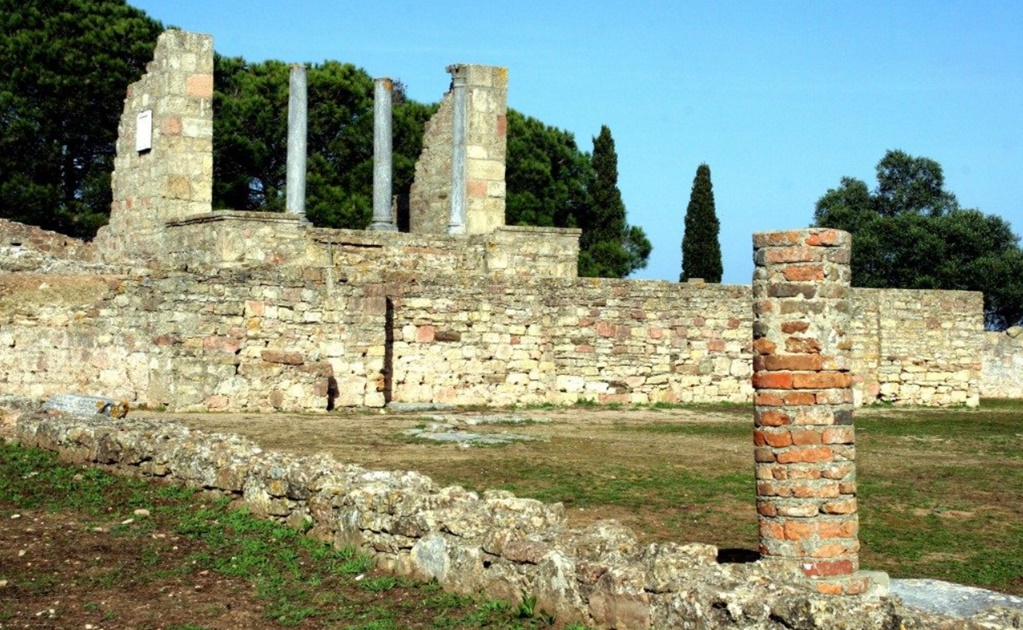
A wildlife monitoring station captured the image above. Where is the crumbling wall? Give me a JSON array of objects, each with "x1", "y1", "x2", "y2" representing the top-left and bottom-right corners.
[
  {"x1": 408, "y1": 65, "x2": 508, "y2": 235},
  {"x1": 0, "y1": 219, "x2": 98, "y2": 264},
  {"x1": 15, "y1": 411, "x2": 920, "y2": 630},
  {"x1": 94, "y1": 30, "x2": 214, "y2": 262},
  {"x1": 981, "y1": 327, "x2": 1023, "y2": 398}
]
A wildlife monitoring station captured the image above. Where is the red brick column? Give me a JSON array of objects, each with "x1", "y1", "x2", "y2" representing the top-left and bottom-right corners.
[{"x1": 752, "y1": 229, "x2": 866, "y2": 595}]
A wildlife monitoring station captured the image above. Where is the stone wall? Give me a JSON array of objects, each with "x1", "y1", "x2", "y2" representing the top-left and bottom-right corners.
[
  {"x1": 850, "y1": 289, "x2": 984, "y2": 406},
  {"x1": 95, "y1": 30, "x2": 214, "y2": 262},
  {"x1": 391, "y1": 279, "x2": 753, "y2": 407},
  {"x1": 14, "y1": 410, "x2": 924, "y2": 629},
  {"x1": 0, "y1": 252, "x2": 989, "y2": 412},
  {"x1": 981, "y1": 327, "x2": 1023, "y2": 398},
  {"x1": 0, "y1": 219, "x2": 98, "y2": 264}
]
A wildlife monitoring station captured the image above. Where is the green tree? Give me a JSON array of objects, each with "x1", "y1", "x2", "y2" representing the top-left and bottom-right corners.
[
  {"x1": 814, "y1": 150, "x2": 1023, "y2": 329},
  {"x1": 505, "y1": 109, "x2": 592, "y2": 230},
  {"x1": 0, "y1": 0, "x2": 164, "y2": 237},
  {"x1": 680, "y1": 163, "x2": 722, "y2": 282},
  {"x1": 578, "y1": 125, "x2": 651, "y2": 278}
]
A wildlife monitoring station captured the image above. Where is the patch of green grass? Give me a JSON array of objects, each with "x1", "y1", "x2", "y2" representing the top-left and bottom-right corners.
[{"x1": 979, "y1": 398, "x2": 1023, "y2": 411}]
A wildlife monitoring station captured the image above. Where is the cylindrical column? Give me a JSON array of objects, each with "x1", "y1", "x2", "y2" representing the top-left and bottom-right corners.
[
  {"x1": 752, "y1": 228, "x2": 864, "y2": 596},
  {"x1": 447, "y1": 65, "x2": 467, "y2": 235},
  {"x1": 370, "y1": 77, "x2": 396, "y2": 231},
  {"x1": 286, "y1": 64, "x2": 308, "y2": 217}
]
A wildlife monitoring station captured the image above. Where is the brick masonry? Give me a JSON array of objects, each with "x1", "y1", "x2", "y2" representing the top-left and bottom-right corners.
[{"x1": 751, "y1": 229, "x2": 865, "y2": 596}]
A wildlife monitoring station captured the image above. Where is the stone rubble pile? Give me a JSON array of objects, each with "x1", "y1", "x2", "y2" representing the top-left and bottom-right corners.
[{"x1": 14, "y1": 407, "x2": 1021, "y2": 629}]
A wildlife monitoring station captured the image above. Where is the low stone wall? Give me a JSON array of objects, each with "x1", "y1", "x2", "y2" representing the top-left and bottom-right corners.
[
  {"x1": 982, "y1": 327, "x2": 1023, "y2": 398},
  {"x1": 0, "y1": 219, "x2": 98, "y2": 264},
  {"x1": 13, "y1": 409, "x2": 916, "y2": 629}
]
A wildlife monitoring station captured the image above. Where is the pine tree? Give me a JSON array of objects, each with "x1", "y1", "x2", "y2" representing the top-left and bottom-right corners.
[
  {"x1": 680, "y1": 163, "x2": 723, "y2": 282},
  {"x1": 579, "y1": 125, "x2": 650, "y2": 277}
]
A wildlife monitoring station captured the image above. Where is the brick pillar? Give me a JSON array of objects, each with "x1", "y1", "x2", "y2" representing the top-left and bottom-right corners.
[{"x1": 752, "y1": 228, "x2": 866, "y2": 596}]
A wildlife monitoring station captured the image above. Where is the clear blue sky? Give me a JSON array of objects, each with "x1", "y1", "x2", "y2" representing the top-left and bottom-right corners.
[{"x1": 131, "y1": 1, "x2": 1023, "y2": 285}]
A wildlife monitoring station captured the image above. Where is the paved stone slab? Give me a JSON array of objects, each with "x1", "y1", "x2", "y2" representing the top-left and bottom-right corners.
[{"x1": 891, "y1": 578, "x2": 1023, "y2": 618}]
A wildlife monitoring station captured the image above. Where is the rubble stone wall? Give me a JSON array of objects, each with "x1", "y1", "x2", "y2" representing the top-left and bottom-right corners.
[
  {"x1": 14, "y1": 411, "x2": 912, "y2": 629},
  {"x1": 981, "y1": 327, "x2": 1023, "y2": 398},
  {"x1": 0, "y1": 254, "x2": 988, "y2": 412}
]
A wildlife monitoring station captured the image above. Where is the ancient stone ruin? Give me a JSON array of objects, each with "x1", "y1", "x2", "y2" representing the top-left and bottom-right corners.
[{"x1": 3, "y1": 28, "x2": 1023, "y2": 629}]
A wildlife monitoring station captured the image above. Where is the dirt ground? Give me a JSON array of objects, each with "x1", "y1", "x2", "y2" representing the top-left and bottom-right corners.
[{"x1": 159, "y1": 404, "x2": 759, "y2": 544}]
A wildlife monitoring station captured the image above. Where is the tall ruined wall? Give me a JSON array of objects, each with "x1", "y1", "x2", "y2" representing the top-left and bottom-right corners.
[
  {"x1": 94, "y1": 30, "x2": 214, "y2": 262},
  {"x1": 408, "y1": 65, "x2": 508, "y2": 235},
  {"x1": 408, "y1": 93, "x2": 454, "y2": 234},
  {"x1": 982, "y1": 327, "x2": 1023, "y2": 398}
]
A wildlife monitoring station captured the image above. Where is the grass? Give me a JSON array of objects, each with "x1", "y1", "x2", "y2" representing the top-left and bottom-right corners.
[{"x1": 0, "y1": 441, "x2": 581, "y2": 629}]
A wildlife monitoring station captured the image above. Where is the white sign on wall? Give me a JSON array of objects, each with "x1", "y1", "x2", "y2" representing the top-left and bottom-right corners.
[{"x1": 135, "y1": 110, "x2": 153, "y2": 152}]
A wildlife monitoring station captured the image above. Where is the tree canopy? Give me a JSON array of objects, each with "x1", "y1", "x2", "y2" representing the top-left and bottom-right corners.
[
  {"x1": 814, "y1": 150, "x2": 1023, "y2": 329},
  {"x1": 680, "y1": 163, "x2": 722, "y2": 282},
  {"x1": 0, "y1": 0, "x2": 164, "y2": 238}
]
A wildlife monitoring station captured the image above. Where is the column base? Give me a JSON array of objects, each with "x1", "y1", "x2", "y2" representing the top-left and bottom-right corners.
[
  {"x1": 369, "y1": 222, "x2": 398, "y2": 232},
  {"x1": 813, "y1": 570, "x2": 889, "y2": 597}
]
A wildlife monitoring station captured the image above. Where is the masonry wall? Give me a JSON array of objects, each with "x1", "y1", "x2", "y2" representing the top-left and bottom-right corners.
[
  {"x1": 850, "y1": 289, "x2": 983, "y2": 406},
  {"x1": 156, "y1": 218, "x2": 580, "y2": 283},
  {"x1": 981, "y1": 327, "x2": 1023, "y2": 398},
  {"x1": 0, "y1": 266, "x2": 387, "y2": 411},
  {"x1": 392, "y1": 279, "x2": 753, "y2": 407},
  {"x1": 95, "y1": 30, "x2": 214, "y2": 262},
  {"x1": 0, "y1": 251, "x2": 988, "y2": 412}
]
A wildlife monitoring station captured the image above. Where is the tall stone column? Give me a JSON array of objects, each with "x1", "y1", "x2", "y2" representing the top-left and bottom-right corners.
[
  {"x1": 370, "y1": 77, "x2": 397, "y2": 231},
  {"x1": 447, "y1": 65, "x2": 467, "y2": 235},
  {"x1": 286, "y1": 64, "x2": 308, "y2": 217},
  {"x1": 752, "y1": 228, "x2": 866, "y2": 596}
]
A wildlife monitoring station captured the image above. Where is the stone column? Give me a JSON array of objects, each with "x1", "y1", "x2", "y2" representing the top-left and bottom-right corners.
[
  {"x1": 370, "y1": 77, "x2": 397, "y2": 231},
  {"x1": 752, "y1": 228, "x2": 866, "y2": 596},
  {"x1": 286, "y1": 64, "x2": 308, "y2": 217},
  {"x1": 447, "y1": 65, "x2": 467, "y2": 235}
]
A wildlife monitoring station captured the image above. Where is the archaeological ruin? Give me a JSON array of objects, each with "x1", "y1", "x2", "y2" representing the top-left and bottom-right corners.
[{"x1": 3, "y1": 29, "x2": 1023, "y2": 629}]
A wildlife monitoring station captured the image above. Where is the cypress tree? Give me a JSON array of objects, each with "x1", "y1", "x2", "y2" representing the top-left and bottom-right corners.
[
  {"x1": 680, "y1": 163, "x2": 723, "y2": 282},
  {"x1": 579, "y1": 125, "x2": 650, "y2": 277}
]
